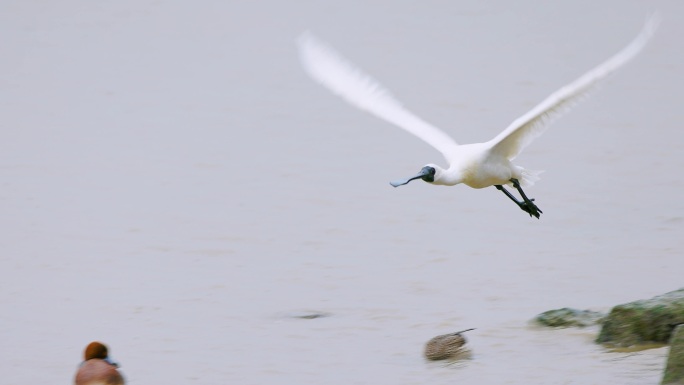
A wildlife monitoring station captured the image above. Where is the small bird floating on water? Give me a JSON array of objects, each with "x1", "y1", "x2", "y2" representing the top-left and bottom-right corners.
[
  {"x1": 74, "y1": 341, "x2": 125, "y2": 385},
  {"x1": 297, "y1": 16, "x2": 659, "y2": 218},
  {"x1": 424, "y1": 328, "x2": 476, "y2": 360}
]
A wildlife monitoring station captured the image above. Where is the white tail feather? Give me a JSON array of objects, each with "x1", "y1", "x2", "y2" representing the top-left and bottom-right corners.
[{"x1": 520, "y1": 168, "x2": 544, "y2": 187}]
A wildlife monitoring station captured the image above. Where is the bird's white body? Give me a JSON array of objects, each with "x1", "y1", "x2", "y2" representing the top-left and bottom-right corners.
[
  {"x1": 297, "y1": 16, "x2": 658, "y2": 193},
  {"x1": 429, "y1": 143, "x2": 528, "y2": 189}
]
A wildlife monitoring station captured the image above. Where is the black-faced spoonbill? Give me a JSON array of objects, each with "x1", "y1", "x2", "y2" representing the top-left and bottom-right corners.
[{"x1": 297, "y1": 16, "x2": 658, "y2": 219}]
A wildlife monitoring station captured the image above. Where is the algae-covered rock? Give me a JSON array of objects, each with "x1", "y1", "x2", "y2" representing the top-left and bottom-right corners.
[
  {"x1": 535, "y1": 308, "x2": 605, "y2": 328},
  {"x1": 662, "y1": 325, "x2": 684, "y2": 385},
  {"x1": 597, "y1": 288, "x2": 684, "y2": 347}
]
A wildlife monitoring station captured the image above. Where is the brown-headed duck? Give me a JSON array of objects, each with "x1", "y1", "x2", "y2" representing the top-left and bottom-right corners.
[{"x1": 74, "y1": 341, "x2": 124, "y2": 385}]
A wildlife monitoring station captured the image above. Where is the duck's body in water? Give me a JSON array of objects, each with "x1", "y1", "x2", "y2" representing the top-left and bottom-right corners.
[{"x1": 424, "y1": 328, "x2": 476, "y2": 361}]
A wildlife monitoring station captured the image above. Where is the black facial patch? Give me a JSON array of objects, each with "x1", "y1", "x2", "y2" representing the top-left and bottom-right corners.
[{"x1": 421, "y1": 166, "x2": 436, "y2": 182}]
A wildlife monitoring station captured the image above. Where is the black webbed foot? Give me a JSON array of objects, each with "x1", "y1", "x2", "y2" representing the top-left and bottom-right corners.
[{"x1": 518, "y1": 199, "x2": 542, "y2": 219}]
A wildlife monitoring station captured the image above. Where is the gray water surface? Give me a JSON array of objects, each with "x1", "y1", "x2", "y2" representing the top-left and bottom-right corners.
[{"x1": 1, "y1": 1, "x2": 683, "y2": 384}]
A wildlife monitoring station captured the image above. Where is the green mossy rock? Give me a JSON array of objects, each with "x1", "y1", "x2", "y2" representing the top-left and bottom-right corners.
[
  {"x1": 662, "y1": 325, "x2": 684, "y2": 384},
  {"x1": 535, "y1": 308, "x2": 605, "y2": 328},
  {"x1": 597, "y1": 288, "x2": 684, "y2": 347}
]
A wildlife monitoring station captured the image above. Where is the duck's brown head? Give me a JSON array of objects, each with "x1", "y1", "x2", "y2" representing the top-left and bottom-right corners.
[{"x1": 84, "y1": 341, "x2": 109, "y2": 361}]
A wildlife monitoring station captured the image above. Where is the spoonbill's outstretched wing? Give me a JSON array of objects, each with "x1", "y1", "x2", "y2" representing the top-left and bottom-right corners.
[
  {"x1": 297, "y1": 32, "x2": 459, "y2": 159},
  {"x1": 488, "y1": 14, "x2": 659, "y2": 160}
]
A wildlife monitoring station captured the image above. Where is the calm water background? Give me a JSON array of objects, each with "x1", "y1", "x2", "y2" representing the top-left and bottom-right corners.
[{"x1": 1, "y1": 1, "x2": 683, "y2": 384}]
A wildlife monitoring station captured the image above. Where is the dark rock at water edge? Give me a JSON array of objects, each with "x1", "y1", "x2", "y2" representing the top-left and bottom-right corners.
[
  {"x1": 535, "y1": 308, "x2": 606, "y2": 328},
  {"x1": 662, "y1": 325, "x2": 684, "y2": 385},
  {"x1": 286, "y1": 311, "x2": 330, "y2": 319},
  {"x1": 597, "y1": 288, "x2": 684, "y2": 347}
]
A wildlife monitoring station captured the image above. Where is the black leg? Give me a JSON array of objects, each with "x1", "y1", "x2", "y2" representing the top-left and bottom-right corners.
[
  {"x1": 511, "y1": 179, "x2": 533, "y2": 203},
  {"x1": 494, "y1": 180, "x2": 543, "y2": 219},
  {"x1": 495, "y1": 185, "x2": 522, "y2": 205}
]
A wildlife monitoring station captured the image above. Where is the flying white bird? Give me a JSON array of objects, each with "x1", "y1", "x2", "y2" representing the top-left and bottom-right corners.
[{"x1": 297, "y1": 16, "x2": 658, "y2": 218}]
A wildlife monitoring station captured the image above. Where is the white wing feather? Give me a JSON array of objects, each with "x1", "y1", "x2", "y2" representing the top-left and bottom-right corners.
[
  {"x1": 488, "y1": 14, "x2": 660, "y2": 160},
  {"x1": 297, "y1": 32, "x2": 459, "y2": 159}
]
